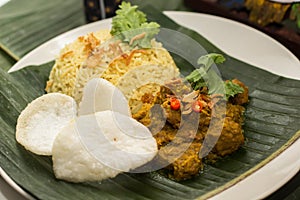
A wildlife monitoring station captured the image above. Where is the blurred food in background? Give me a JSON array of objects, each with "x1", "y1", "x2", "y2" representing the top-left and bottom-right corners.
[
  {"x1": 185, "y1": 0, "x2": 300, "y2": 58},
  {"x1": 245, "y1": 0, "x2": 298, "y2": 27}
]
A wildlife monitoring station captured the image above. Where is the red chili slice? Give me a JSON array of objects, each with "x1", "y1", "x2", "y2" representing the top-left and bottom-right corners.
[
  {"x1": 170, "y1": 97, "x2": 180, "y2": 111},
  {"x1": 192, "y1": 100, "x2": 203, "y2": 113}
]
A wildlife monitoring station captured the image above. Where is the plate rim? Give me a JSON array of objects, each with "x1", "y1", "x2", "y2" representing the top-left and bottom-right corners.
[
  {"x1": 0, "y1": 168, "x2": 34, "y2": 200},
  {"x1": 2, "y1": 10, "x2": 300, "y2": 200}
]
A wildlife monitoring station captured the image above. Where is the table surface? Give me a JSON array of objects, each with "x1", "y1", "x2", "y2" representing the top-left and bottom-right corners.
[{"x1": 0, "y1": 0, "x2": 299, "y2": 199}]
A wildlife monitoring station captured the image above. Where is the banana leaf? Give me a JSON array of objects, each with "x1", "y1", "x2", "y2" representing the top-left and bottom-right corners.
[
  {"x1": 0, "y1": 0, "x2": 86, "y2": 60},
  {"x1": 1, "y1": 5, "x2": 300, "y2": 200},
  {"x1": 0, "y1": 49, "x2": 15, "y2": 71},
  {"x1": 0, "y1": 0, "x2": 188, "y2": 61}
]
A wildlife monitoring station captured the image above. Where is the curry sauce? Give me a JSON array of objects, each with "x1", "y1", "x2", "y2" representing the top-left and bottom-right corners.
[{"x1": 133, "y1": 78, "x2": 249, "y2": 181}]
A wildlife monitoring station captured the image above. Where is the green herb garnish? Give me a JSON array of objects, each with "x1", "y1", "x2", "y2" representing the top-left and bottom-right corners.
[
  {"x1": 196, "y1": 53, "x2": 226, "y2": 69},
  {"x1": 186, "y1": 53, "x2": 244, "y2": 100},
  {"x1": 110, "y1": 2, "x2": 160, "y2": 48},
  {"x1": 225, "y1": 80, "x2": 245, "y2": 100},
  {"x1": 186, "y1": 53, "x2": 226, "y2": 91}
]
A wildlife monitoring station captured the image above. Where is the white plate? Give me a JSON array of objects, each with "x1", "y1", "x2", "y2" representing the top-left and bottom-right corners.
[{"x1": 3, "y1": 11, "x2": 300, "y2": 200}]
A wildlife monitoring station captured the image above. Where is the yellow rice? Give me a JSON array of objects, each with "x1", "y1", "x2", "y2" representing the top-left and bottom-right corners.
[{"x1": 45, "y1": 30, "x2": 180, "y2": 110}]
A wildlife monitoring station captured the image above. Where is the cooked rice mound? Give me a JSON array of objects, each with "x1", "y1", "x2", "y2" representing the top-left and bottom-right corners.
[
  {"x1": 101, "y1": 48, "x2": 178, "y2": 86},
  {"x1": 103, "y1": 48, "x2": 179, "y2": 113},
  {"x1": 45, "y1": 30, "x2": 180, "y2": 106},
  {"x1": 45, "y1": 30, "x2": 112, "y2": 99}
]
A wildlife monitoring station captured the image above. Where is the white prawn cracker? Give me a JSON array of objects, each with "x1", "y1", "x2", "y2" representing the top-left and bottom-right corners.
[
  {"x1": 78, "y1": 78, "x2": 131, "y2": 116},
  {"x1": 16, "y1": 93, "x2": 77, "y2": 155},
  {"x1": 52, "y1": 110, "x2": 158, "y2": 183}
]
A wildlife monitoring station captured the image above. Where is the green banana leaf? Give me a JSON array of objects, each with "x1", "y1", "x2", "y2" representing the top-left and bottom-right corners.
[
  {"x1": 1, "y1": 4, "x2": 300, "y2": 200},
  {"x1": 0, "y1": 0, "x2": 86, "y2": 60},
  {"x1": 0, "y1": 49, "x2": 15, "y2": 71},
  {"x1": 0, "y1": 0, "x2": 188, "y2": 61}
]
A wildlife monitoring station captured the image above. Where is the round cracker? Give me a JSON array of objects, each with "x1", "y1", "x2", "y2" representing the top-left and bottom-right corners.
[
  {"x1": 52, "y1": 110, "x2": 157, "y2": 182},
  {"x1": 16, "y1": 93, "x2": 77, "y2": 155}
]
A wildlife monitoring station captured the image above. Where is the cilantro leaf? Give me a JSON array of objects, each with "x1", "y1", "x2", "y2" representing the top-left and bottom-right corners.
[
  {"x1": 185, "y1": 68, "x2": 207, "y2": 90},
  {"x1": 225, "y1": 80, "x2": 244, "y2": 100},
  {"x1": 197, "y1": 53, "x2": 226, "y2": 70},
  {"x1": 110, "y1": 2, "x2": 160, "y2": 48},
  {"x1": 186, "y1": 53, "x2": 244, "y2": 100},
  {"x1": 121, "y1": 23, "x2": 160, "y2": 48},
  {"x1": 186, "y1": 53, "x2": 226, "y2": 92}
]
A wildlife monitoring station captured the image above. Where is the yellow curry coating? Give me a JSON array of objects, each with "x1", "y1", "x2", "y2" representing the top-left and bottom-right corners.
[{"x1": 133, "y1": 78, "x2": 248, "y2": 181}]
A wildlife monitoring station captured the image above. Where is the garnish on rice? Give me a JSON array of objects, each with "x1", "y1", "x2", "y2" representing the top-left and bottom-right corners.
[
  {"x1": 110, "y1": 2, "x2": 160, "y2": 48},
  {"x1": 45, "y1": 2, "x2": 178, "y2": 105}
]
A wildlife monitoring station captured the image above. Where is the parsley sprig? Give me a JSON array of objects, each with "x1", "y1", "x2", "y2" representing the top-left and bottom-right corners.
[
  {"x1": 110, "y1": 2, "x2": 160, "y2": 48},
  {"x1": 186, "y1": 53, "x2": 244, "y2": 100}
]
